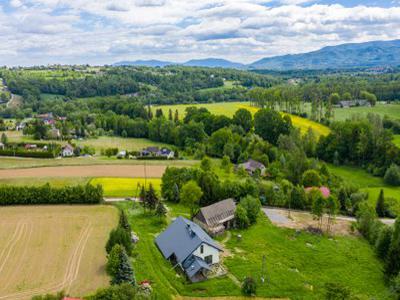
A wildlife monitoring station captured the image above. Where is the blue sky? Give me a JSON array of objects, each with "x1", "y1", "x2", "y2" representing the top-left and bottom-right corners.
[{"x1": 0, "y1": 0, "x2": 399, "y2": 66}]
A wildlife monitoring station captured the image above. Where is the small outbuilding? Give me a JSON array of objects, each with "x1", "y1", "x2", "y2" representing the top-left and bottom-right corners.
[{"x1": 194, "y1": 199, "x2": 236, "y2": 236}]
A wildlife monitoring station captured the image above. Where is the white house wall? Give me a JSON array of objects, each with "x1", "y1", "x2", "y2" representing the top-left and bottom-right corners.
[{"x1": 192, "y1": 243, "x2": 220, "y2": 264}]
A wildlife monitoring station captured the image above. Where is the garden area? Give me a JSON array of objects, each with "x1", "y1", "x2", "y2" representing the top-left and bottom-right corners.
[{"x1": 116, "y1": 201, "x2": 391, "y2": 299}]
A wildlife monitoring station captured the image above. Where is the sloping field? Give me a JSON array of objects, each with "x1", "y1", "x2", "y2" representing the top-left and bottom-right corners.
[
  {"x1": 155, "y1": 102, "x2": 330, "y2": 137},
  {"x1": 0, "y1": 165, "x2": 167, "y2": 178},
  {"x1": 0, "y1": 205, "x2": 118, "y2": 300}
]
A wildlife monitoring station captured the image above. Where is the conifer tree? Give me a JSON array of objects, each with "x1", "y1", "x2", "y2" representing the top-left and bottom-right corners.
[
  {"x1": 119, "y1": 210, "x2": 131, "y2": 233},
  {"x1": 168, "y1": 109, "x2": 173, "y2": 121},
  {"x1": 376, "y1": 189, "x2": 386, "y2": 217},
  {"x1": 145, "y1": 183, "x2": 159, "y2": 211},
  {"x1": 386, "y1": 218, "x2": 400, "y2": 277},
  {"x1": 174, "y1": 109, "x2": 179, "y2": 122},
  {"x1": 112, "y1": 246, "x2": 135, "y2": 285},
  {"x1": 155, "y1": 201, "x2": 167, "y2": 219}
]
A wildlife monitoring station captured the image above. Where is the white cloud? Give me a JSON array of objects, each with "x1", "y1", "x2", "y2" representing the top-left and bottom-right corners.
[{"x1": 0, "y1": 0, "x2": 399, "y2": 65}]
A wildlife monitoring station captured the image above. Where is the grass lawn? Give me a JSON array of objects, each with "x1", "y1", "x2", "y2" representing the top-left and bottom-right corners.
[
  {"x1": 198, "y1": 80, "x2": 244, "y2": 93},
  {"x1": 154, "y1": 102, "x2": 330, "y2": 137},
  {"x1": 332, "y1": 103, "x2": 400, "y2": 121},
  {"x1": 90, "y1": 177, "x2": 162, "y2": 198},
  {"x1": 0, "y1": 176, "x2": 90, "y2": 187},
  {"x1": 116, "y1": 202, "x2": 390, "y2": 299},
  {"x1": 328, "y1": 164, "x2": 400, "y2": 210},
  {"x1": 394, "y1": 135, "x2": 400, "y2": 148}
]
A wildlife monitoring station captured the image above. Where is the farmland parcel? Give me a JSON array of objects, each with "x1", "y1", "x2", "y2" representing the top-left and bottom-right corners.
[{"x1": 0, "y1": 205, "x2": 118, "y2": 300}]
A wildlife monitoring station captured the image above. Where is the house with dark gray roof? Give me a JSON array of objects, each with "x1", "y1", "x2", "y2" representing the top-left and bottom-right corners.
[
  {"x1": 155, "y1": 216, "x2": 223, "y2": 282},
  {"x1": 239, "y1": 159, "x2": 266, "y2": 176},
  {"x1": 194, "y1": 199, "x2": 236, "y2": 236}
]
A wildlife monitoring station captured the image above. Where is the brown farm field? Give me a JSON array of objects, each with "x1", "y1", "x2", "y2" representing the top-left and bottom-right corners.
[
  {"x1": 0, "y1": 205, "x2": 118, "y2": 300},
  {"x1": 0, "y1": 164, "x2": 167, "y2": 178}
]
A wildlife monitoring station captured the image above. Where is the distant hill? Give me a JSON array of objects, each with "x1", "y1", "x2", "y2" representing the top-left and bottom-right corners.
[
  {"x1": 114, "y1": 39, "x2": 400, "y2": 70},
  {"x1": 183, "y1": 58, "x2": 244, "y2": 69},
  {"x1": 249, "y1": 39, "x2": 400, "y2": 70},
  {"x1": 113, "y1": 60, "x2": 175, "y2": 67},
  {"x1": 113, "y1": 58, "x2": 243, "y2": 69}
]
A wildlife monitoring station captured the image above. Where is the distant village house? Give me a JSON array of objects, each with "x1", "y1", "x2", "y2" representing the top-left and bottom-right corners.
[
  {"x1": 61, "y1": 144, "x2": 74, "y2": 157},
  {"x1": 140, "y1": 147, "x2": 175, "y2": 159},
  {"x1": 238, "y1": 159, "x2": 266, "y2": 176}
]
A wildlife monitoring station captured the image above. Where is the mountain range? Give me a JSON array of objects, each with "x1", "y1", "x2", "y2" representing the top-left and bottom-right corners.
[{"x1": 113, "y1": 39, "x2": 400, "y2": 70}]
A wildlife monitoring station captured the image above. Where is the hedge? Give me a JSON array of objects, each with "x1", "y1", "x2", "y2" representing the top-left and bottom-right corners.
[
  {"x1": 0, "y1": 184, "x2": 103, "y2": 205},
  {"x1": 0, "y1": 149, "x2": 56, "y2": 158}
]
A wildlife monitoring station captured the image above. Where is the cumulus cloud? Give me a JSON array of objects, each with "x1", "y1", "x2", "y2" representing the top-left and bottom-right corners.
[{"x1": 0, "y1": 0, "x2": 399, "y2": 65}]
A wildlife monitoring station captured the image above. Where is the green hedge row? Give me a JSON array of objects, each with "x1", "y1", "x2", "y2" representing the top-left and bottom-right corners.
[
  {"x1": 0, "y1": 149, "x2": 56, "y2": 158},
  {"x1": 0, "y1": 184, "x2": 103, "y2": 205}
]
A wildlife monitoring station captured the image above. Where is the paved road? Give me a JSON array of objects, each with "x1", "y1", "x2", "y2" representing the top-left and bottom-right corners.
[
  {"x1": 104, "y1": 197, "x2": 139, "y2": 202},
  {"x1": 262, "y1": 206, "x2": 396, "y2": 226}
]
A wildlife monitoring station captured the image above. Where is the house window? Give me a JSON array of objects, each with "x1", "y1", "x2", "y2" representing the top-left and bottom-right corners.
[
  {"x1": 200, "y1": 245, "x2": 204, "y2": 254},
  {"x1": 205, "y1": 255, "x2": 212, "y2": 264}
]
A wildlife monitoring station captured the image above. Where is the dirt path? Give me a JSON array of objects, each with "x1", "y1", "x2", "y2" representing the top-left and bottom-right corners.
[{"x1": 0, "y1": 164, "x2": 167, "y2": 178}]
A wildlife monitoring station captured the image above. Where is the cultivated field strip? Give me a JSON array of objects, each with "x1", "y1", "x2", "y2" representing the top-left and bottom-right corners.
[
  {"x1": 0, "y1": 206, "x2": 117, "y2": 300},
  {"x1": 0, "y1": 165, "x2": 167, "y2": 178}
]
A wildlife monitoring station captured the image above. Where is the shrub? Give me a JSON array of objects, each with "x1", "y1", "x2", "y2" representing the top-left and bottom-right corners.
[
  {"x1": 235, "y1": 205, "x2": 250, "y2": 229},
  {"x1": 302, "y1": 169, "x2": 321, "y2": 187},
  {"x1": 239, "y1": 195, "x2": 261, "y2": 225},
  {"x1": 107, "y1": 244, "x2": 124, "y2": 278},
  {"x1": 32, "y1": 291, "x2": 65, "y2": 300},
  {"x1": 376, "y1": 189, "x2": 386, "y2": 217},
  {"x1": 106, "y1": 227, "x2": 133, "y2": 255},
  {"x1": 375, "y1": 226, "x2": 393, "y2": 259},
  {"x1": 391, "y1": 273, "x2": 400, "y2": 300},
  {"x1": 85, "y1": 283, "x2": 138, "y2": 300},
  {"x1": 384, "y1": 164, "x2": 400, "y2": 186},
  {"x1": 242, "y1": 276, "x2": 257, "y2": 296}
]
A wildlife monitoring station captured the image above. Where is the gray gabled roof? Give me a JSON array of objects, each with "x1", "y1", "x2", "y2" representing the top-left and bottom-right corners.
[
  {"x1": 196, "y1": 199, "x2": 236, "y2": 227},
  {"x1": 155, "y1": 216, "x2": 222, "y2": 264},
  {"x1": 182, "y1": 255, "x2": 211, "y2": 279}
]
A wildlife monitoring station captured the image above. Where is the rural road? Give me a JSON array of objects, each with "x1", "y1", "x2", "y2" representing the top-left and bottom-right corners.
[
  {"x1": 263, "y1": 207, "x2": 396, "y2": 226},
  {"x1": 0, "y1": 165, "x2": 166, "y2": 178}
]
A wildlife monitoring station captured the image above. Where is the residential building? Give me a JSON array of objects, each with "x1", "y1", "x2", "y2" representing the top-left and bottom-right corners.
[
  {"x1": 155, "y1": 216, "x2": 223, "y2": 282},
  {"x1": 61, "y1": 144, "x2": 74, "y2": 157}
]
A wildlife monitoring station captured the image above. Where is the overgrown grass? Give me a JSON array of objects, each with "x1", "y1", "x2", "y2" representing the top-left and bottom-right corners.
[
  {"x1": 90, "y1": 177, "x2": 162, "y2": 197},
  {"x1": 116, "y1": 202, "x2": 390, "y2": 299},
  {"x1": 225, "y1": 215, "x2": 390, "y2": 299}
]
